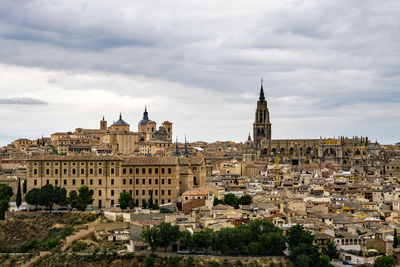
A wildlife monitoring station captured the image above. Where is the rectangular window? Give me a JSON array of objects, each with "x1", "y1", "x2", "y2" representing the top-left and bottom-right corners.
[
  {"x1": 90, "y1": 179, "x2": 93, "y2": 185},
  {"x1": 161, "y1": 168, "x2": 165, "y2": 174},
  {"x1": 64, "y1": 169, "x2": 67, "y2": 175},
  {"x1": 149, "y1": 168, "x2": 152, "y2": 174},
  {"x1": 72, "y1": 169, "x2": 76, "y2": 175},
  {"x1": 34, "y1": 169, "x2": 38, "y2": 175},
  {"x1": 46, "y1": 169, "x2": 50, "y2": 175},
  {"x1": 81, "y1": 169, "x2": 84, "y2": 175},
  {"x1": 142, "y1": 190, "x2": 145, "y2": 195},
  {"x1": 99, "y1": 168, "x2": 102, "y2": 174},
  {"x1": 90, "y1": 168, "x2": 93, "y2": 175},
  {"x1": 155, "y1": 168, "x2": 158, "y2": 174},
  {"x1": 136, "y1": 179, "x2": 139, "y2": 185},
  {"x1": 123, "y1": 179, "x2": 126, "y2": 185},
  {"x1": 129, "y1": 168, "x2": 133, "y2": 174},
  {"x1": 149, "y1": 190, "x2": 152, "y2": 195},
  {"x1": 130, "y1": 190, "x2": 133, "y2": 195},
  {"x1": 123, "y1": 168, "x2": 127, "y2": 175},
  {"x1": 136, "y1": 190, "x2": 139, "y2": 196},
  {"x1": 155, "y1": 179, "x2": 158, "y2": 185},
  {"x1": 46, "y1": 179, "x2": 49, "y2": 185},
  {"x1": 168, "y1": 179, "x2": 171, "y2": 185},
  {"x1": 63, "y1": 180, "x2": 67, "y2": 185},
  {"x1": 161, "y1": 190, "x2": 164, "y2": 196},
  {"x1": 98, "y1": 190, "x2": 102, "y2": 196},
  {"x1": 111, "y1": 168, "x2": 114, "y2": 175},
  {"x1": 55, "y1": 180, "x2": 58, "y2": 185},
  {"x1": 162, "y1": 179, "x2": 165, "y2": 185},
  {"x1": 142, "y1": 179, "x2": 145, "y2": 185},
  {"x1": 155, "y1": 190, "x2": 158, "y2": 195},
  {"x1": 34, "y1": 179, "x2": 37, "y2": 185},
  {"x1": 99, "y1": 179, "x2": 102, "y2": 185},
  {"x1": 72, "y1": 179, "x2": 76, "y2": 185},
  {"x1": 142, "y1": 168, "x2": 145, "y2": 174},
  {"x1": 55, "y1": 169, "x2": 59, "y2": 175},
  {"x1": 168, "y1": 190, "x2": 171, "y2": 196},
  {"x1": 168, "y1": 168, "x2": 172, "y2": 174},
  {"x1": 81, "y1": 179, "x2": 84, "y2": 185},
  {"x1": 111, "y1": 190, "x2": 114, "y2": 196},
  {"x1": 129, "y1": 179, "x2": 133, "y2": 185},
  {"x1": 111, "y1": 179, "x2": 114, "y2": 185},
  {"x1": 136, "y1": 168, "x2": 139, "y2": 174},
  {"x1": 149, "y1": 179, "x2": 152, "y2": 185}
]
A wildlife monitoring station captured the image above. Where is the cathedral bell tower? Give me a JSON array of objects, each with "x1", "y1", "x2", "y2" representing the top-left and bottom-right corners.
[{"x1": 253, "y1": 80, "x2": 271, "y2": 146}]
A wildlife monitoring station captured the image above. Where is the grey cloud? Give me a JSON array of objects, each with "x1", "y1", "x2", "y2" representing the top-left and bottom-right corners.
[{"x1": 0, "y1": 97, "x2": 47, "y2": 105}]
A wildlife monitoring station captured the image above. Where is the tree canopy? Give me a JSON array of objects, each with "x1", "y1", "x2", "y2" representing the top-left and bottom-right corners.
[
  {"x1": 118, "y1": 192, "x2": 132, "y2": 210},
  {"x1": 67, "y1": 186, "x2": 94, "y2": 211},
  {"x1": 0, "y1": 184, "x2": 13, "y2": 220}
]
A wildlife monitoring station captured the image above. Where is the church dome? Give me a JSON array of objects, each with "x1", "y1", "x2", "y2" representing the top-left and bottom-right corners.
[
  {"x1": 138, "y1": 107, "x2": 150, "y2": 126},
  {"x1": 112, "y1": 114, "x2": 129, "y2": 126}
]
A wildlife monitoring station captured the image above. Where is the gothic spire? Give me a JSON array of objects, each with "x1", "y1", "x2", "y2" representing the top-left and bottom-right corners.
[
  {"x1": 173, "y1": 136, "x2": 181, "y2": 156},
  {"x1": 183, "y1": 135, "x2": 190, "y2": 155},
  {"x1": 259, "y1": 77, "x2": 265, "y2": 102},
  {"x1": 143, "y1": 106, "x2": 149, "y2": 120}
]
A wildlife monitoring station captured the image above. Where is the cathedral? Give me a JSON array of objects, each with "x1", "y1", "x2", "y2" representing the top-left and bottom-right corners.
[{"x1": 243, "y1": 83, "x2": 373, "y2": 171}]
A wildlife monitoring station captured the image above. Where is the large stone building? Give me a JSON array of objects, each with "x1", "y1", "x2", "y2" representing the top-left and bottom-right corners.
[
  {"x1": 26, "y1": 155, "x2": 206, "y2": 209},
  {"x1": 244, "y1": 84, "x2": 375, "y2": 171},
  {"x1": 50, "y1": 108, "x2": 173, "y2": 156}
]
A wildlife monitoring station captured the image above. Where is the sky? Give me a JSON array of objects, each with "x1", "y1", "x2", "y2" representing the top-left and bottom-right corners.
[{"x1": 0, "y1": 0, "x2": 399, "y2": 146}]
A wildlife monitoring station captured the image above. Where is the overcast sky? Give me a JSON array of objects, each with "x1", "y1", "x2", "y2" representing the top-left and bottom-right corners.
[{"x1": 0, "y1": 0, "x2": 399, "y2": 146}]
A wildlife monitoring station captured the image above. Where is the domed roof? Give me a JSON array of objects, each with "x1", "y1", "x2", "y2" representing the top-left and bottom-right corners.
[
  {"x1": 112, "y1": 113, "x2": 129, "y2": 126},
  {"x1": 138, "y1": 106, "x2": 150, "y2": 126}
]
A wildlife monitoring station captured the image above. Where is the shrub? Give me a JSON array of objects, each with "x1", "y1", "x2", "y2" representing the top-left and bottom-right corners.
[
  {"x1": 144, "y1": 255, "x2": 155, "y2": 267},
  {"x1": 185, "y1": 256, "x2": 194, "y2": 267},
  {"x1": 209, "y1": 260, "x2": 220, "y2": 267},
  {"x1": 71, "y1": 241, "x2": 87, "y2": 252}
]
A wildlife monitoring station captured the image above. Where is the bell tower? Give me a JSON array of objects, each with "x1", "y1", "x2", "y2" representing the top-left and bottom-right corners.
[{"x1": 253, "y1": 79, "x2": 271, "y2": 146}]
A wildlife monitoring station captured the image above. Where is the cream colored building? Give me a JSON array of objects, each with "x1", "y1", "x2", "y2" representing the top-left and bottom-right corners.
[{"x1": 26, "y1": 155, "x2": 206, "y2": 209}]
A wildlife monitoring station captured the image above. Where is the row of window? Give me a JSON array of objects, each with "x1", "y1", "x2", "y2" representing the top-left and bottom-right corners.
[
  {"x1": 110, "y1": 198, "x2": 172, "y2": 207},
  {"x1": 34, "y1": 178, "x2": 173, "y2": 186},
  {"x1": 34, "y1": 167, "x2": 173, "y2": 176}
]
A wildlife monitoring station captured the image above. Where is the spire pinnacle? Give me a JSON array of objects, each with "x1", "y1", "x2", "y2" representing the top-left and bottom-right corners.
[
  {"x1": 259, "y1": 78, "x2": 265, "y2": 102},
  {"x1": 119, "y1": 112, "x2": 122, "y2": 120}
]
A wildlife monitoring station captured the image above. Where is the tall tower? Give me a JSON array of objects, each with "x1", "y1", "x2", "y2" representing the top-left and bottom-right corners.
[
  {"x1": 100, "y1": 116, "x2": 107, "y2": 131},
  {"x1": 253, "y1": 80, "x2": 271, "y2": 146}
]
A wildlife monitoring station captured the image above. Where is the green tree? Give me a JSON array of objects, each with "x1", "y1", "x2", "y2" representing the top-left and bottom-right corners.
[
  {"x1": 128, "y1": 198, "x2": 136, "y2": 209},
  {"x1": 22, "y1": 179, "x2": 27, "y2": 194},
  {"x1": 16, "y1": 178, "x2": 22, "y2": 209},
  {"x1": 142, "y1": 225, "x2": 160, "y2": 252},
  {"x1": 118, "y1": 192, "x2": 132, "y2": 210},
  {"x1": 25, "y1": 188, "x2": 41, "y2": 210},
  {"x1": 68, "y1": 186, "x2": 94, "y2": 211},
  {"x1": 260, "y1": 232, "x2": 286, "y2": 255},
  {"x1": 224, "y1": 193, "x2": 238, "y2": 207},
  {"x1": 239, "y1": 195, "x2": 252, "y2": 205},
  {"x1": 180, "y1": 230, "x2": 193, "y2": 249},
  {"x1": 287, "y1": 224, "x2": 314, "y2": 249},
  {"x1": 149, "y1": 190, "x2": 154, "y2": 209},
  {"x1": 39, "y1": 184, "x2": 66, "y2": 212},
  {"x1": 142, "y1": 199, "x2": 148, "y2": 209},
  {"x1": 394, "y1": 228, "x2": 398, "y2": 248},
  {"x1": 323, "y1": 240, "x2": 339, "y2": 260},
  {"x1": 374, "y1": 255, "x2": 396, "y2": 267},
  {"x1": 0, "y1": 184, "x2": 13, "y2": 220},
  {"x1": 192, "y1": 228, "x2": 213, "y2": 253},
  {"x1": 158, "y1": 222, "x2": 181, "y2": 252}
]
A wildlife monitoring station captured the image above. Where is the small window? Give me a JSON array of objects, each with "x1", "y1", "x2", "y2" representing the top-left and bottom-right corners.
[
  {"x1": 136, "y1": 190, "x2": 139, "y2": 196},
  {"x1": 129, "y1": 179, "x2": 133, "y2": 185},
  {"x1": 168, "y1": 168, "x2": 172, "y2": 174},
  {"x1": 155, "y1": 190, "x2": 158, "y2": 195},
  {"x1": 162, "y1": 179, "x2": 165, "y2": 185},
  {"x1": 142, "y1": 168, "x2": 145, "y2": 174},
  {"x1": 55, "y1": 180, "x2": 58, "y2": 185},
  {"x1": 155, "y1": 168, "x2": 158, "y2": 174},
  {"x1": 99, "y1": 179, "x2": 102, "y2": 185},
  {"x1": 142, "y1": 179, "x2": 145, "y2": 185},
  {"x1": 111, "y1": 190, "x2": 114, "y2": 196},
  {"x1": 81, "y1": 179, "x2": 84, "y2": 185},
  {"x1": 34, "y1": 169, "x2": 38, "y2": 175},
  {"x1": 136, "y1": 168, "x2": 139, "y2": 174},
  {"x1": 81, "y1": 169, "x2": 84, "y2": 175},
  {"x1": 149, "y1": 168, "x2": 152, "y2": 174},
  {"x1": 168, "y1": 179, "x2": 171, "y2": 184},
  {"x1": 123, "y1": 168, "x2": 127, "y2": 175},
  {"x1": 99, "y1": 168, "x2": 102, "y2": 174},
  {"x1": 72, "y1": 179, "x2": 76, "y2": 185},
  {"x1": 168, "y1": 190, "x2": 171, "y2": 195},
  {"x1": 111, "y1": 179, "x2": 114, "y2": 185},
  {"x1": 111, "y1": 168, "x2": 115, "y2": 175},
  {"x1": 155, "y1": 179, "x2": 158, "y2": 185},
  {"x1": 55, "y1": 169, "x2": 59, "y2": 175},
  {"x1": 46, "y1": 169, "x2": 50, "y2": 175},
  {"x1": 34, "y1": 179, "x2": 37, "y2": 185},
  {"x1": 98, "y1": 190, "x2": 102, "y2": 196},
  {"x1": 130, "y1": 190, "x2": 133, "y2": 195},
  {"x1": 90, "y1": 179, "x2": 93, "y2": 185},
  {"x1": 123, "y1": 179, "x2": 126, "y2": 185},
  {"x1": 46, "y1": 179, "x2": 49, "y2": 185},
  {"x1": 90, "y1": 169, "x2": 93, "y2": 175},
  {"x1": 136, "y1": 179, "x2": 139, "y2": 185},
  {"x1": 149, "y1": 179, "x2": 152, "y2": 185},
  {"x1": 161, "y1": 168, "x2": 165, "y2": 174},
  {"x1": 64, "y1": 169, "x2": 67, "y2": 175},
  {"x1": 72, "y1": 169, "x2": 76, "y2": 175},
  {"x1": 129, "y1": 168, "x2": 133, "y2": 174},
  {"x1": 63, "y1": 180, "x2": 67, "y2": 185},
  {"x1": 142, "y1": 190, "x2": 145, "y2": 195},
  {"x1": 161, "y1": 190, "x2": 165, "y2": 195}
]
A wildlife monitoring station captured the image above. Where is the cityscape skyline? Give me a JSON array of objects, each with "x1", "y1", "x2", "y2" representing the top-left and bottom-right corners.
[{"x1": 0, "y1": 1, "x2": 399, "y2": 145}]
